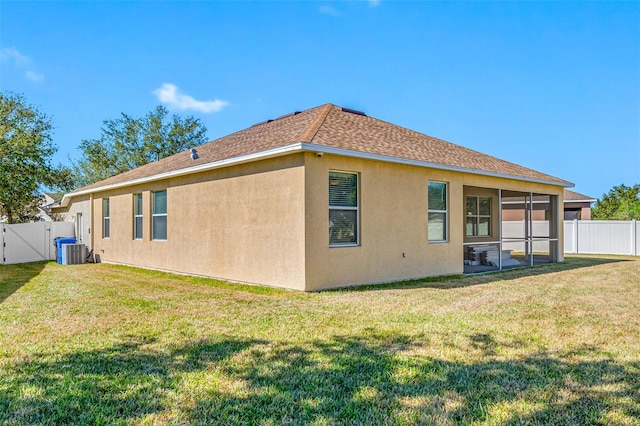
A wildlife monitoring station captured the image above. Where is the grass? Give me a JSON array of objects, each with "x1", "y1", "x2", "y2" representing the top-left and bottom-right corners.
[{"x1": 0, "y1": 257, "x2": 639, "y2": 425}]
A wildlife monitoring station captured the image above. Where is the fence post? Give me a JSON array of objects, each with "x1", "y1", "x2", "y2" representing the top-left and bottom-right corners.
[
  {"x1": 632, "y1": 220, "x2": 637, "y2": 256},
  {"x1": 573, "y1": 219, "x2": 579, "y2": 254},
  {"x1": 1, "y1": 224, "x2": 4, "y2": 265}
]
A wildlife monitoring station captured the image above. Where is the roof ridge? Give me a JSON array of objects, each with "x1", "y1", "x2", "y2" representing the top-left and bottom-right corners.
[{"x1": 298, "y1": 103, "x2": 334, "y2": 143}]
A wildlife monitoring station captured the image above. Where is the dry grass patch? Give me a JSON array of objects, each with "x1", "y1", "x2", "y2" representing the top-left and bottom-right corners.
[{"x1": 1, "y1": 257, "x2": 639, "y2": 425}]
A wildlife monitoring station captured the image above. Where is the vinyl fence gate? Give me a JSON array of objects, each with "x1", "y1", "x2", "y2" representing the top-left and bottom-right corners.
[{"x1": 1, "y1": 222, "x2": 75, "y2": 265}]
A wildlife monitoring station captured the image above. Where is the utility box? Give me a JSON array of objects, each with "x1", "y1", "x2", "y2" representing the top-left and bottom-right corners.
[{"x1": 61, "y1": 244, "x2": 85, "y2": 265}]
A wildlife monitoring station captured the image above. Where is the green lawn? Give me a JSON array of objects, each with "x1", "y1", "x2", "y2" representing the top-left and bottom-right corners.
[{"x1": 1, "y1": 257, "x2": 639, "y2": 425}]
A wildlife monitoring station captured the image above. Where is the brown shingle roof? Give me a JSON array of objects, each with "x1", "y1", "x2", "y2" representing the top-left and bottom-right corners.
[
  {"x1": 70, "y1": 103, "x2": 571, "y2": 195},
  {"x1": 564, "y1": 189, "x2": 596, "y2": 201}
]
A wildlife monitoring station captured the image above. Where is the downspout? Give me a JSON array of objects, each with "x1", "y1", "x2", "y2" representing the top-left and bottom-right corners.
[
  {"x1": 89, "y1": 192, "x2": 94, "y2": 250},
  {"x1": 498, "y1": 189, "x2": 502, "y2": 271}
]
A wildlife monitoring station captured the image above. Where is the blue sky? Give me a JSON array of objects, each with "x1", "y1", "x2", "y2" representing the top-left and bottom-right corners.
[{"x1": 1, "y1": 0, "x2": 638, "y2": 199}]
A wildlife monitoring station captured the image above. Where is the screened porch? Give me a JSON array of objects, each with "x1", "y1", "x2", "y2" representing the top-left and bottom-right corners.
[{"x1": 463, "y1": 187, "x2": 561, "y2": 274}]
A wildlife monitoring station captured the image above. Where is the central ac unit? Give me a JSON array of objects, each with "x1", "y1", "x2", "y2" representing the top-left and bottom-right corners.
[{"x1": 61, "y1": 244, "x2": 86, "y2": 265}]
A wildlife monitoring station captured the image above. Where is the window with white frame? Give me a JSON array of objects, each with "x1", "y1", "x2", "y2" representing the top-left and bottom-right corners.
[
  {"x1": 133, "y1": 193, "x2": 143, "y2": 240},
  {"x1": 428, "y1": 182, "x2": 448, "y2": 242},
  {"x1": 103, "y1": 198, "x2": 110, "y2": 238},
  {"x1": 152, "y1": 190, "x2": 167, "y2": 240},
  {"x1": 329, "y1": 171, "x2": 358, "y2": 246},
  {"x1": 466, "y1": 196, "x2": 491, "y2": 237}
]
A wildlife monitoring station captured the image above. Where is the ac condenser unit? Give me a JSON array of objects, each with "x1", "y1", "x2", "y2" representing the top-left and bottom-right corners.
[{"x1": 61, "y1": 244, "x2": 86, "y2": 265}]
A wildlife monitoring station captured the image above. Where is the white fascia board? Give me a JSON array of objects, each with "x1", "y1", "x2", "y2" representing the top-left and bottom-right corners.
[
  {"x1": 60, "y1": 143, "x2": 304, "y2": 206},
  {"x1": 301, "y1": 143, "x2": 574, "y2": 188},
  {"x1": 61, "y1": 141, "x2": 572, "y2": 207},
  {"x1": 565, "y1": 199, "x2": 597, "y2": 203}
]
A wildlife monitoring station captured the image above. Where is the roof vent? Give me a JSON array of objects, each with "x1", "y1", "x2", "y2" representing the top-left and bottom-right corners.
[
  {"x1": 251, "y1": 111, "x2": 302, "y2": 128},
  {"x1": 190, "y1": 148, "x2": 199, "y2": 160},
  {"x1": 250, "y1": 119, "x2": 274, "y2": 128},
  {"x1": 275, "y1": 111, "x2": 301, "y2": 120},
  {"x1": 341, "y1": 107, "x2": 366, "y2": 116}
]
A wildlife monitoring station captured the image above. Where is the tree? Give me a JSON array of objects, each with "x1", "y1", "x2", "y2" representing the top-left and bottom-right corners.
[
  {"x1": 591, "y1": 184, "x2": 640, "y2": 220},
  {"x1": 72, "y1": 106, "x2": 208, "y2": 187},
  {"x1": 0, "y1": 92, "x2": 64, "y2": 223}
]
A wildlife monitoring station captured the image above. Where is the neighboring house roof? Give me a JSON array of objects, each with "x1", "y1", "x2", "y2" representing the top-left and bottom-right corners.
[
  {"x1": 37, "y1": 194, "x2": 62, "y2": 222},
  {"x1": 563, "y1": 189, "x2": 596, "y2": 203},
  {"x1": 63, "y1": 104, "x2": 572, "y2": 205},
  {"x1": 45, "y1": 192, "x2": 63, "y2": 202},
  {"x1": 503, "y1": 189, "x2": 596, "y2": 206}
]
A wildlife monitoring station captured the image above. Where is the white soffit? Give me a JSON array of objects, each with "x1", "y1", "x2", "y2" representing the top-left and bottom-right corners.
[{"x1": 61, "y1": 142, "x2": 573, "y2": 206}]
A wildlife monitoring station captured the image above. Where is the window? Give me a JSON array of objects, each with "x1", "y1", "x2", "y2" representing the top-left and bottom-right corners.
[
  {"x1": 466, "y1": 196, "x2": 491, "y2": 237},
  {"x1": 133, "y1": 193, "x2": 143, "y2": 240},
  {"x1": 152, "y1": 190, "x2": 167, "y2": 240},
  {"x1": 103, "y1": 198, "x2": 110, "y2": 238},
  {"x1": 428, "y1": 182, "x2": 448, "y2": 242},
  {"x1": 329, "y1": 171, "x2": 358, "y2": 246}
]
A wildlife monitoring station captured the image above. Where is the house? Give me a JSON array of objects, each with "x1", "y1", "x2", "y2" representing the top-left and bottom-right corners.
[
  {"x1": 38, "y1": 193, "x2": 64, "y2": 221},
  {"x1": 56, "y1": 104, "x2": 573, "y2": 291},
  {"x1": 1, "y1": 193, "x2": 62, "y2": 223},
  {"x1": 562, "y1": 190, "x2": 596, "y2": 220},
  {"x1": 502, "y1": 189, "x2": 596, "y2": 221}
]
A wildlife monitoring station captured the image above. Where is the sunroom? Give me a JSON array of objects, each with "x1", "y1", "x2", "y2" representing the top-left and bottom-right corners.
[{"x1": 462, "y1": 186, "x2": 561, "y2": 274}]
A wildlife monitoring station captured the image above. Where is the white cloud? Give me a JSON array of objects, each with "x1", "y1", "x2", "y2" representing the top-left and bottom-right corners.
[
  {"x1": 0, "y1": 47, "x2": 30, "y2": 66},
  {"x1": 25, "y1": 70, "x2": 44, "y2": 82},
  {"x1": 153, "y1": 83, "x2": 228, "y2": 114},
  {"x1": 319, "y1": 5, "x2": 340, "y2": 16},
  {"x1": 319, "y1": 1, "x2": 379, "y2": 16},
  {"x1": 0, "y1": 47, "x2": 44, "y2": 83}
]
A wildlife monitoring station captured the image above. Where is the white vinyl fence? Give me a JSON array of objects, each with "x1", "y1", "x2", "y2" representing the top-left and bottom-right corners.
[
  {"x1": 501, "y1": 220, "x2": 552, "y2": 253},
  {"x1": 502, "y1": 220, "x2": 639, "y2": 256},
  {"x1": 564, "y1": 220, "x2": 639, "y2": 256},
  {"x1": 1, "y1": 222, "x2": 75, "y2": 264}
]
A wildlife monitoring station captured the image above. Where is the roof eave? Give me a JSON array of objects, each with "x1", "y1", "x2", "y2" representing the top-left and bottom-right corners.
[
  {"x1": 60, "y1": 143, "x2": 305, "y2": 207},
  {"x1": 301, "y1": 143, "x2": 573, "y2": 189},
  {"x1": 60, "y1": 142, "x2": 572, "y2": 206},
  {"x1": 565, "y1": 199, "x2": 597, "y2": 203}
]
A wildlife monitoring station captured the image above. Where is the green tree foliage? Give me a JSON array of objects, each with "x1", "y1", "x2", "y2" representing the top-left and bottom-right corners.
[
  {"x1": 72, "y1": 106, "x2": 207, "y2": 187},
  {"x1": 0, "y1": 92, "x2": 67, "y2": 223},
  {"x1": 591, "y1": 184, "x2": 640, "y2": 220}
]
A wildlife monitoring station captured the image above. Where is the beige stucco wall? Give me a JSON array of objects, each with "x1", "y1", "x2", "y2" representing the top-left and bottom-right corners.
[
  {"x1": 88, "y1": 155, "x2": 307, "y2": 291},
  {"x1": 303, "y1": 152, "x2": 564, "y2": 291},
  {"x1": 64, "y1": 151, "x2": 565, "y2": 291},
  {"x1": 54, "y1": 194, "x2": 92, "y2": 248},
  {"x1": 564, "y1": 201, "x2": 592, "y2": 220}
]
